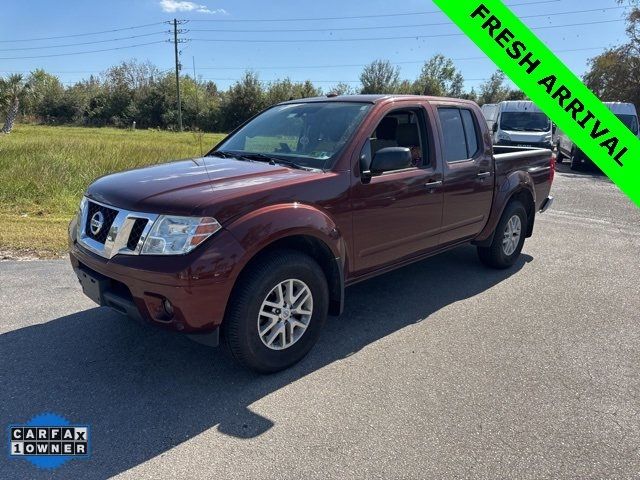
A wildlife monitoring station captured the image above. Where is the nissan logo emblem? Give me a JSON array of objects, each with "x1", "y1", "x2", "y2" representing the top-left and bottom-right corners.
[{"x1": 90, "y1": 211, "x2": 105, "y2": 235}]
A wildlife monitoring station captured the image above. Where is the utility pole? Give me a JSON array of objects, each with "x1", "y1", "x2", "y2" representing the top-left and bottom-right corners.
[
  {"x1": 193, "y1": 56, "x2": 203, "y2": 156},
  {"x1": 173, "y1": 18, "x2": 183, "y2": 131}
]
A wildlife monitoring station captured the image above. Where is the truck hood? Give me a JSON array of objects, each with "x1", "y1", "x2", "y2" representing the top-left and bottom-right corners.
[{"x1": 86, "y1": 156, "x2": 325, "y2": 221}]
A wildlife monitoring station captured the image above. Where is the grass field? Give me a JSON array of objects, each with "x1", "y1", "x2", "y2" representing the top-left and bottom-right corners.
[{"x1": 0, "y1": 125, "x2": 226, "y2": 258}]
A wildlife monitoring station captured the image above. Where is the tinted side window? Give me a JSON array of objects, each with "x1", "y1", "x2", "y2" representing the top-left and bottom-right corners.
[
  {"x1": 461, "y1": 109, "x2": 480, "y2": 157},
  {"x1": 366, "y1": 108, "x2": 430, "y2": 171},
  {"x1": 437, "y1": 108, "x2": 467, "y2": 162}
]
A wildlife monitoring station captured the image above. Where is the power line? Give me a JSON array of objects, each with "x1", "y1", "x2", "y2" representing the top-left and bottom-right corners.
[
  {"x1": 0, "y1": 0, "x2": 566, "y2": 46},
  {"x1": 190, "y1": 7, "x2": 626, "y2": 33},
  {"x1": 0, "y1": 44, "x2": 607, "y2": 76},
  {"x1": 0, "y1": 41, "x2": 167, "y2": 60},
  {"x1": 56, "y1": 77, "x2": 492, "y2": 87},
  {"x1": 185, "y1": 0, "x2": 562, "y2": 22},
  {"x1": 0, "y1": 22, "x2": 168, "y2": 43},
  {"x1": 0, "y1": 31, "x2": 168, "y2": 52},
  {"x1": 192, "y1": 46, "x2": 609, "y2": 71},
  {"x1": 0, "y1": 16, "x2": 620, "y2": 59},
  {"x1": 190, "y1": 19, "x2": 624, "y2": 43},
  {"x1": 0, "y1": 68, "x2": 174, "y2": 75},
  {"x1": 197, "y1": 77, "x2": 490, "y2": 83}
]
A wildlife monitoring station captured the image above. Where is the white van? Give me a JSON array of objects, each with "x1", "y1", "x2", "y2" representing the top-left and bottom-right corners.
[
  {"x1": 481, "y1": 103, "x2": 498, "y2": 131},
  {"x1": 491, "y1": 101, "x2": 553, "y2": 150},
  {"x1": 556, "y1": 102, "x2": 639, "y2": 170}
]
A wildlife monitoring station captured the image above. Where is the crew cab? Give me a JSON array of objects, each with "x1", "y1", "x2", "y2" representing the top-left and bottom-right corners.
[{"x1": 68, "y1": 95, "x2": 555, "y2": 373}]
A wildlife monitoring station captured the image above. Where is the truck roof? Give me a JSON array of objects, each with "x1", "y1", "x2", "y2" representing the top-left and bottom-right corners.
[
  {"x1": 604, "y1": 102, "x2": 638, "y2": 115},
  {"x1": 498, "y1": 100, "x2": 543, "y2": 113},
  {"x1": 279, "y1": 94, "x2": 478, "y2": 107}
]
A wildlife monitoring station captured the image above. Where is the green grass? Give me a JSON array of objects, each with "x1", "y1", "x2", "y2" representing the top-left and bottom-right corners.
[{"x1": 0, "y1": 124, "x2": 226, "y2": 257}]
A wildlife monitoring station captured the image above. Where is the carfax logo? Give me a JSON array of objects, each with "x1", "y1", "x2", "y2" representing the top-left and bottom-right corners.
[{"x1": 8, "y1": 413, "x2": 90, "y2": 470}]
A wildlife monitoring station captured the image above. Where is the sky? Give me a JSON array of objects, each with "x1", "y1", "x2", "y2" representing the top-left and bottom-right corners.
[{"x1": 0, "y1": 0, "x2": 631, "y2": 93}]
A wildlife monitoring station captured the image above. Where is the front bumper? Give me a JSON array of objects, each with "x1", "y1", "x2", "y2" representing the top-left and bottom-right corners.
[{"x1": 69, "y1": 219, "x2": 246, "y2": 338}]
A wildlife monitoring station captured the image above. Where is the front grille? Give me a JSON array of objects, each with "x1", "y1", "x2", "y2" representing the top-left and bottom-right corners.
[
  {"x1": 85, "y1": 202, "x2": 119, "y2": 244},
  {"x1": 127, "y1": 218, "x2": 148, "y2": 251}
]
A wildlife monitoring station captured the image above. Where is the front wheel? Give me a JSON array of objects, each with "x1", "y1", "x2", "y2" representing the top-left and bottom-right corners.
[
  {"x1": 223, "y1": 249, "x2": 329, "y2": 373},
  {"x1": 478, "y1": 201, "x2": 527, "y2": 269},
  {"x1": 555, "y1": 145, "x2": 564, "y2": 164}
]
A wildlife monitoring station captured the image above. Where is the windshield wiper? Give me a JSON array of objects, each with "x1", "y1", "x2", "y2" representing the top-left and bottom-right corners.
[
  {"x1": 208, "y1": 150, "x2": 236, "y2": 158},
  {"x1": 226, "y1": 151, "x2": 312, "y2": 170},
  {"x1": 236, "y1": 152, "x2": 282, "y2": 163},
  {"x1": 272, "y1": 157, "x2": 317, "y2": 171}
]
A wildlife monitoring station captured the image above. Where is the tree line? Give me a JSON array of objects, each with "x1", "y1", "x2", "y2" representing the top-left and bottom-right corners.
[
  {"x1": 0, "y1": 54, "x2": 526, "y2": 134},
  {"x1": 1, "y1": 0, "x2": 638, "y2": 135}
]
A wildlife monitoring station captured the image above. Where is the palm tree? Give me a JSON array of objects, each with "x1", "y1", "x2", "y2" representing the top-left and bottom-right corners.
[{"x1": 0, "y1": 74, "x2": 31, "y2": 133}]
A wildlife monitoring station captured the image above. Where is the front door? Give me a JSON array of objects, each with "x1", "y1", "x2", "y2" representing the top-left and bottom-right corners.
[{"x1": 351, "y1": 105, "x2": 444, "y2": 274}]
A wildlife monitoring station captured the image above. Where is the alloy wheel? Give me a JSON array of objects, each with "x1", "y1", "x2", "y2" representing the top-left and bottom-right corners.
[
  {"x1": 502, "y1": 215, "x2": 522, "y2": 256},
  {"x1": 257, "y1": 279, "x2": 313, "y2": 350}
]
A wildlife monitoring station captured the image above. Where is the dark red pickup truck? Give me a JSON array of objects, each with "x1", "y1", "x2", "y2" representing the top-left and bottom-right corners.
[{"x1": 69, "y1": 94, "x2": 554, "y2": 372}]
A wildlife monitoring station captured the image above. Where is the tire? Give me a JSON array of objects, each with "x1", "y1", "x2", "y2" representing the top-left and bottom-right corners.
[
  {"x1": 477, "y1": 201, "x2": 527, "y2": 269},
  {"x1": 570, "y1": 148, "x2": 582, "y2": 171},
  {"x1": 223, "y1": 249, "x2": 329, "y2": 373},
  {"x1": 555, "y1": 145, "x2": 564, "y2": 164}
]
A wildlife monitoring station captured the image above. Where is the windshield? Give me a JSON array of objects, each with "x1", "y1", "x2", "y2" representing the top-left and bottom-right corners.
[
  {"x1": 615, "y1": 114, "x2": 639, "y2": 135},
  {"x1": 214, "y1": 102, "x2": 372, "y2": 169},
  {"x1": 500, "y1": 112, "x2": 550, "y2": 132}
]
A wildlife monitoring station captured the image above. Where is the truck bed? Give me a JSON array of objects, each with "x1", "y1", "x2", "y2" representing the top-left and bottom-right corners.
[{"x1": 493, "y1": 145, "x2": 554, "y2": 211}]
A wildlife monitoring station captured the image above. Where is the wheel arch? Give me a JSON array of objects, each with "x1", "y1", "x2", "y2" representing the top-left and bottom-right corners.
[
  {"x1": 225, "y1": 204, "x2": 347, "y2": 318},
  {"x1": 474, "y1": 172, "x2": 537, "y2": 246},
  {"x1": 509, "y1": 188, "x2": 536, "y2": 237}
]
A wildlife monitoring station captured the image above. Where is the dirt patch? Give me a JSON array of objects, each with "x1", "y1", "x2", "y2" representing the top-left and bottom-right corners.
[{"x1": 0, "y1": 248, "x2": 66, "y2": 261}]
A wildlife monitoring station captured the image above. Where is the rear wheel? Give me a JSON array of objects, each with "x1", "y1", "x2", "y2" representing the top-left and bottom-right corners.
[
  {"x1": 570, "y1": 148, "x2": 583, "y2": 171},
  {"x1": 223, "y1": 249, "x2": 329, "y2": 373},
  {"x1": 478, "y1": 201, "x2": 527, "y2": 269}
]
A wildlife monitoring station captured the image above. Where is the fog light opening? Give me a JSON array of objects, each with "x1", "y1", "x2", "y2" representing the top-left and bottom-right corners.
[{"x1": 163, "y1": 298, "x2": 174, "y2": 318}]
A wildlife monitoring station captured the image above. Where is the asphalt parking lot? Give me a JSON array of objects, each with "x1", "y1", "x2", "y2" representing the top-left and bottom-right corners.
[{"x1": 1, "y1": 164, "x2": 639, "y2": 479}]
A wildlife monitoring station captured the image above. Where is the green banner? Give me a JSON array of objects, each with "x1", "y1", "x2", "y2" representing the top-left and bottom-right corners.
[{"x1": 433, "y1": 0, "x2": 640, "y2": 208}]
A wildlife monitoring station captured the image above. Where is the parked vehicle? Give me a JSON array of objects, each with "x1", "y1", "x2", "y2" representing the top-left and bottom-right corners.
[
  {"x1": 481, "y1": 103, "x2": 498, "y2": 131},
  {"x1": 556, "y1": 102, "x2": 640, "y2": 170},
  {"x1": 68, "y1": 95, "x2": 555, "y2": 373},
  {"x1": 491, "y1": 101, "x2": 554, "y2": 150}
]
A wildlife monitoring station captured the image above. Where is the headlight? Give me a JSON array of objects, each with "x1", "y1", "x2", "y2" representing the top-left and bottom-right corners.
[
  {"x1": 141, "y1": 215, "x2": 221, "y2": 255},
  {"x1": 497, "y1": 132, "x2": 511, "y2": 141},
  {"x1": 76, "y1": 197, "x2": 87, "y2": 238}
]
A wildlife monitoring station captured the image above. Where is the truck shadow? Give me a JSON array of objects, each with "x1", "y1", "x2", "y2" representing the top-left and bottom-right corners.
[
  {"x1": 555, "y1": 162, "x2": 608, "y2": 179},
  {"x1": 1, "y1": 245, "x2": 532, "y2": 479}
]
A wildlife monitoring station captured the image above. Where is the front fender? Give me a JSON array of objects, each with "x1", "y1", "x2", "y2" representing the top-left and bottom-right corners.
[
  {"x1": 225, "y1": 203, "x2": 347, "y2": 266},
  {"x1": 474, "y1": 170, "x2": 536, "y2": 244}
]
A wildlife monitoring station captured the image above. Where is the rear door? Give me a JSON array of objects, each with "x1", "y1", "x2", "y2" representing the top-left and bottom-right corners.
[
  {"x1": 350, "y1": 102, "x2": 444, "y2": 274},
  {"x1": 436, "y1": 105, "x2": 494, "y2": 245}
]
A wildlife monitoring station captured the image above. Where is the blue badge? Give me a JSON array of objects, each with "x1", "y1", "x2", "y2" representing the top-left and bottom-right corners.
[{"x1": 8, "y1": 413, "x2": 90, "y2": 470}]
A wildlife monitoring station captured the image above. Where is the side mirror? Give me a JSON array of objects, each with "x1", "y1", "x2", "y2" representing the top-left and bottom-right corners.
[
  {"x1": 492, "y1": 122, "x2": 498, "y2": 133},
  {"x1": 368, "y1": 147, "x2": 412, "y2": 175},
  {"x1": 552, "y1": 124, "x2": 557, "y2": 134}
]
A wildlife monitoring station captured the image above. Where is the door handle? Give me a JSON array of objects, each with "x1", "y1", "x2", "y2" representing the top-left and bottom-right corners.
[
  {"x1": 477, "y1": 171, "x2": 492, "y2": 178},
  {"x1": 424, "y1": 180, "x2": 443, "y2": 191}
]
